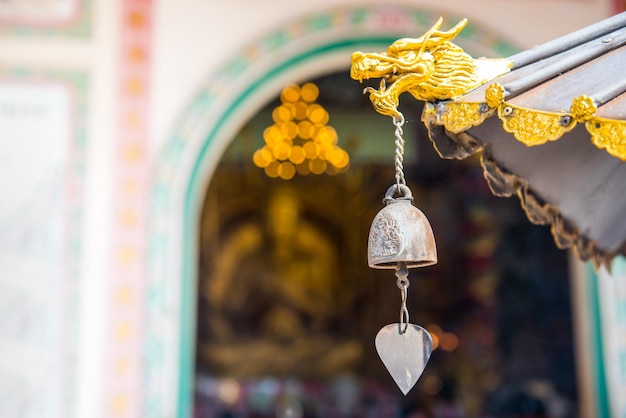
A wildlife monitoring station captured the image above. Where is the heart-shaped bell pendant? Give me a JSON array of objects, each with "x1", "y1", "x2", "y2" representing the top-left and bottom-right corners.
[{"x1": 375, "y1": 323, "x2": 433, "y2": 395}]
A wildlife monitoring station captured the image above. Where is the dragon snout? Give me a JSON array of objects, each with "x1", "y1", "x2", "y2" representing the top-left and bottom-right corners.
[
  {"x1": 350, "y1": 51, "x2": 368, "y2": 82},
  {"x1": 351, "y1": 51, "x2": 365, "y2": 60}
]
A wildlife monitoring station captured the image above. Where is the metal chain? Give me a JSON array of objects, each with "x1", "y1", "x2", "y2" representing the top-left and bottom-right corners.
[
  {"x1": 392, "y1": 113, "x2": 406, "y2": 192},
  {"x1": 392, "y1": 115, "x2": 410, "y2": 334},
  {"x1": 395, "y1": 261, "x2": 410, "y2": 334}
]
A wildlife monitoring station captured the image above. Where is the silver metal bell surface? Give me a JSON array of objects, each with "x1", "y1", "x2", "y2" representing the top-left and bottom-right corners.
[{"x1": 368, "y1": 184, "x2": 437, "y2": 269}]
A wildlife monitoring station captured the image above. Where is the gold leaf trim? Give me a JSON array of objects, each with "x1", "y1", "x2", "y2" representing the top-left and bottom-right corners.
[
  {"x1": 497, "y1": 103, "x2": 576, "y2": 146},
  {"x1": 439, "y1": 102, "x2": 493, "y2": 133},
  {"x1": 570, "y1": 95, "x2": 597, "y2": 123},
  {"x1": 422, "y1": 102, "x2": 438, "y2": 120},
  {"x1": 586, "y1": 118, "x2": 626, "y2": 161}
]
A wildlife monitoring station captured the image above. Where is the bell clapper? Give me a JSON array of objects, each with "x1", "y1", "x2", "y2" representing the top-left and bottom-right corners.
[{"x1": 395, "y1": 261, "x2": 410, "y2": 334}]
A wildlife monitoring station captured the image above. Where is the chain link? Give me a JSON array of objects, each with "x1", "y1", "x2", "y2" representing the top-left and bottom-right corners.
[
  {"x1": 392, "y1": 113, "x2": 406, "y2": 192},
  {"x1": 395, "y1": 261, "x2": 410, "y2": 334}
]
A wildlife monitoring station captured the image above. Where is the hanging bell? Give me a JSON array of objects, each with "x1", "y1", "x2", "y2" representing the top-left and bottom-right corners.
[{"x1": 368, "y1": 184, "x2": 437, "y2": 269}]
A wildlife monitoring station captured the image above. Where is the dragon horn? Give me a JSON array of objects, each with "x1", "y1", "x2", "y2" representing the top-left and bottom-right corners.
[
  {"x1": 443, "y1": 18, "x2": 468, "y2": 41},
  {"x1": 419, "y1": 18, "x2": 469, "y2": 56},
  {"x1": 418, "y1": 16, "x2": 443, "y2": 57},
  {"x1": 433, "y1": 18, "x2": 468, "y2": 44},
  {"x1": 387, "y1": 18, "x2": 468, "y2": 55}
]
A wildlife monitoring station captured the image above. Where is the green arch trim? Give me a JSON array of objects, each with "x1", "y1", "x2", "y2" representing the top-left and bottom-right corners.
[{"x1": 586, "y1": 262, "x2": 610, "y2": 418}]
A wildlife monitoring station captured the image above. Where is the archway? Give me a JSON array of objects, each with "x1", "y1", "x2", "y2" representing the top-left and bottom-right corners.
[
  {"x1": 194, "y1": 70, "x2": 577, "y2": 417},
  {"x1": 145, "y1": 6, "x2": 521, "y2": 417}
]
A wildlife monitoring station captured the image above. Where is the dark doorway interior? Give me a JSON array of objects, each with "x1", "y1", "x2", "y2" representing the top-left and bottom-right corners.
[{"x1": 194, "y1": 71, "x2": 577, "y2": 418}]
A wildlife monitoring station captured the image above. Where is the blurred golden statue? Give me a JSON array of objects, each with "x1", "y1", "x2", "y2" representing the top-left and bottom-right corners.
[{"x1": 199, "y1": 187, "x2": 362, "y2": 378}]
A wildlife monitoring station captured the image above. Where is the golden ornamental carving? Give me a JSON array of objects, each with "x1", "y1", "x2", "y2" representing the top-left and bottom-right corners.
[
  {"x1": 586, "y1": 118, "x2": 626, "y2": 161},
  {"x1": 439, "y1": 102, "x2": 494, "y2": 133},
  {"x1": 570, "y1": 95, "x2": 597, "y2": 123},
  {"x1": 422, "y1": 102, "x2": 438, "y2": 120},
  {"x1": 497, "y1": 104, "x2": 577, "y2": 146},
  {"x1": 485, "y1": 83, "x2": 506, "y2": 108},
  {"x1": 350, "y1": 17, "x2": 512, "y2": 118}
]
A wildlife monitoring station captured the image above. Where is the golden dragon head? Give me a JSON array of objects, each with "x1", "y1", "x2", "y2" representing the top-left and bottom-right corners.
[{"x1": 350, "y1": 18, "x2": 481, "y2": 118}]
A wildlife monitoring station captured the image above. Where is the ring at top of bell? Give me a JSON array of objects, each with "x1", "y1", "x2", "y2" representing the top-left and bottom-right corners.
[{"x1": 368, "y1": 184, "x2": 437, "y2": 269}]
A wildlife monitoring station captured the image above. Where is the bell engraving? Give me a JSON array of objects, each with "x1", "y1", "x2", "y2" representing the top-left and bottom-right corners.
[
  {"x1": 368, "y1": 184, "x2": 437, "y2": 269},
  {"x1": 368, "y1": 211, "x2": 401, "y2": 260}
]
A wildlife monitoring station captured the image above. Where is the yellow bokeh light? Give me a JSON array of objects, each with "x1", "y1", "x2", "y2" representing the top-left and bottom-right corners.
[
  {"x1": 253, "y1": 147, "x2": 274, "y2": 168},
  {"x1": 297, "y1": 120, "x2": 314, "y2": 139},
  {"x1": 118, "y1": 245, "x2": 136, "y2": 266},
  {"x1": 263, "y1": 126, "x2": 282, "y2": 146},
  {"x1": 296, "y1": 162, "x2": 311, "y2": 175},
  {"x1": 113, "y1": 394, "x2": 129, "y2": 415},
  {"x1": 115, "y1": 322, "x2": 132, "y2": 341},
  {"x1": 294, "y1": 101, "x2": 308, "y2": 120},
  {"x1": 311, "y1": 124, "x2": 322, "y2": 138},
  {"x1": 255, "y1": 82, "x2": 350, "y2": 179},
  {"x1": 119, "y1": 207, "x2": 137, "y2": 227},
  {"x1": 317, "y1": 142, "x2": 332, "y2": 160},
  {"x1": 326, "y1": 126, "x2": 338, "y2": 144},
  {"x1": 285, "y1": 121, "x2": 298, "y2": 139},
  {"x1": 272, "y1": 105, "x2": 291, "y2": 123},
  {"x1": 265, "y1": 161, "x2": 280, "y2": 178},
  {"x1": 289, "y1": 146, "x2": 306, "y2": 164},
  {"x1": 128, "y1": 46, "x2": 146, "y2": 63},
  {"x1": 278, "y1": 122, "x2": 297, "y2": 141},
  {"x1": 329, "y1": 148, "x2": 350, "y2": 169},
  {"x1": 283, "y1": 102, "x2": 295, "y2": 118},
  {"x1": 115, "y1": 285, "x2": 133, "y2": 305},
  {"x1": 278, "y1": 162, "x2": 296, "y2": 180},
  {"x1": 300, "y1": 82, "x2": 319, "y2": 102},
  {"x1": 315, "y1": 125, "x2": 338, "y2": 144},
  {"x1": 125, "y1": 78, "x2": 143, "y2": 95},
  {"x1": 281, "y1": 84, "x2": 300, "y2": 102},
  {"x1": 309, "y1": 158, "x2": 327, "y2": 174},
  {"x1": 313, "y1": 127, "x2": 326, "y2": 143},
  {"x1": 440, "y1": 332, "x2": 459, "y2": 352},
  {"x1": 303, "y1": 141, "x2": 318, "y2": 159},
  {"x1": 307, "y1": 104, "x2": 328, "y2": 125},
  {"x1": 273, "y1": 142, "x2": 291, "y2": 160},
  {"x1": 121, "y1": 142, "x2": 142, "y2": 162}
]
